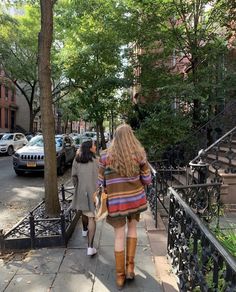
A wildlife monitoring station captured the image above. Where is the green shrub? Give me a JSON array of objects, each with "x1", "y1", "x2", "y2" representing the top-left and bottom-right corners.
[{"x1": 136, "y1": 108, "x2": 191, "y2": 160}]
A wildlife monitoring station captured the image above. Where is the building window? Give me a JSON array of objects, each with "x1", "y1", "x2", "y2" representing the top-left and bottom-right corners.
[
  {"x1": 11, "y1": 90, "x2": 15, "y2": 102},
  {"x1": 10, "y1": 110, "x2": 15, "y2": 130},
  {"x1": 5, "y1": 108, "x2": 8, "y2": 128},
  {"x1": 5, "y1": 87, "x2": 8, "y2": 101},
  {"x1": 33, "y1": 122, "x2": 38, "y2": 132}
]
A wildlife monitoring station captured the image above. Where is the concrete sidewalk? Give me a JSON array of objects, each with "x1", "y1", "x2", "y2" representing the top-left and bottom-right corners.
[{"x1": 0, "y1": 210, "x2": 178, "y2": 292}]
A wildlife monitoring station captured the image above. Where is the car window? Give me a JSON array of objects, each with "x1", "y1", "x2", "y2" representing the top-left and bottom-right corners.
[
  {"x1": 64, "y1": 137, "x2": 71, "y2": 145},
  {"x1": 27, "y1": 135, "x2": 66, "y2": 148},
  {"x1": 55, "y1": 137, "x2": 63, "y2": 147},
  {"x1": 74, "y1": 137, "x2": 81, "y2": 144},
  {"x1": 2, "y1": 134, "x2": 14, "y2": 140},
  {"x1": 83, "y1": 132, "x2": 96, "y2": 138},
  {"x1": 28, "y1": 136, "x2": 44, "y2": 147},
  {"x1": 15, "y1": 134, "x2": 23, "y2": 140}
]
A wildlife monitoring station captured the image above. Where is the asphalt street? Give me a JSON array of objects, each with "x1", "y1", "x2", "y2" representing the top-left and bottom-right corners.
[{"x1": 0, "y1": 155, "x2": 70, "y2": 233}]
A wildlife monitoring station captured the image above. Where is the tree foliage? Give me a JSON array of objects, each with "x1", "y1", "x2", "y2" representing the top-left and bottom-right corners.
[
  {"x1": 0, "y1": 2, "x2": 71, "y2": 132},
  {"x1": 55, "y1": 0, "x2": 131, "y2": 146},
  {"x1": 123, "y1": 0, "x2": 232, "y2": 124}
]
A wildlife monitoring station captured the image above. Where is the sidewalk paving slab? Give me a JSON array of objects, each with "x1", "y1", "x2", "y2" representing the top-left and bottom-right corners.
[
  {"x1": 1, "y1": 209, "x2": 178, "y2": 292},
  {"x1": 5, "y1": 274, "x2": 55, "y2": 292},
  {"x1": 16, "y1": 248, "x2": 65, "y2": 275}
]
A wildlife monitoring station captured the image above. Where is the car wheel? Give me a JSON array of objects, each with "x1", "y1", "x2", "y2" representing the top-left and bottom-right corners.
[
  {"x1": 7, "y1": 146, "x2": 14, "y2": 156},
  {"x1": 58, "y1": 157, "x2": 66, "y2": 175},
  {"x1": 15, "y1": 169, "x2": 24, "y2": 176}
]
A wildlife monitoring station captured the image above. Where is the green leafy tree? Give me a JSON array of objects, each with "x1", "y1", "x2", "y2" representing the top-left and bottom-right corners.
[
  {"x1": 0, "y1": 3, "x2": 71, "y2": 132},
  {"x1": 135, "y1": 99, "x2": 191, "y2": 160},
  {"x1": 56, "y1": 0, "x2": 130, "y2": 147},
  {"x1": 122, "y1": 0, "x2": 231, "y2": 127}
]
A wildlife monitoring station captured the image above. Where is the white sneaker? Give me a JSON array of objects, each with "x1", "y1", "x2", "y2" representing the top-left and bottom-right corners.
[
  {"x1": 87, "y1": 247, "x2": 97, "y2": 256},
  {"x1": 82, "y1": 230, "x2": 88, "y2": 237}
]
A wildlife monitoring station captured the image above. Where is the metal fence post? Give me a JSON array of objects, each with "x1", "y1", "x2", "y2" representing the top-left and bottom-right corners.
[
  {"x1": 190, "y1": 149, "x2": 209, "y2": 184},
  {"x1": 61, "y1": 184, "x2": 65, "y2": 201},
  {"x1": 29, "y1": 212, "x2": 35, "y2": 249},
  {"x1": 154, "y1": 174, "x2": 158, "y2": 229},
  {"x1": 0, "y1": 229, "x2": 5, "y2": 254},
  {"x1": 60, "y1": 210, "x2": 66, "y2": 242}
]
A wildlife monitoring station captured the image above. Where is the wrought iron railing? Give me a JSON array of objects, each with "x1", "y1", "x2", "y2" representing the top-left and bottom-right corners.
[
  {"x1": 147, "y1": 162, "x2": 188, "y2": 226},
  {"x1": 190, "y1": 126, "x2": 236, "y2": 184},
  {"x1": 0, "y1": 185, "x2": 79, "y2": 250},
  {"x1": 168, "y1": 187, "x2": 236, "y2": 291},
  {"x1": 146, "y1": 163, "x2": 158, "y2": 228},
  {"x1": 173, "y1": 183, "x2": 221, "y2": 225}
]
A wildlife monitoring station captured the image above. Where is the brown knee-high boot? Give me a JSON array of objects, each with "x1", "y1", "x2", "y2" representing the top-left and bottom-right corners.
[
  {"x1": 114, "y1": 251, "x2": 125, "y2": 289},
  {"x1": 126, "y1": 237, "x2": 137, "y2": 280}
]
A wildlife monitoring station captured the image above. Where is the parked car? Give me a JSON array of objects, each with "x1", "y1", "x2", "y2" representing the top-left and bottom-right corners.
[
  {"x1": 104, "y1": 132, "x2": 110, "y2": 143},
  {"x1": 82, "y1": 131, "x2": 97, "y2": 142},
  {"x1": 69, "y1": 132, "x2": 80, "y2": 139},
  {"x1": 72, "y1": 134, "x2": 84, "y2": 150},
  {"x1": 0, "y1": 133, "x2": 28, "y2": 155},
  {"x1": 0, "y1": 133, "x2": 7, "y2": 140},
  {"x1": 25, "y1": 132, "x2": 35, "y2": 141},
  {"x1": 12, "y1": 134, "x2": 76, "y2": 175}
]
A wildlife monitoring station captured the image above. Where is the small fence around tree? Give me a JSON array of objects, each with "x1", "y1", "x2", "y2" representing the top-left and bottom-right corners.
[{"x1": 0, "y1": 185, "x2": 79, "y2": 251}]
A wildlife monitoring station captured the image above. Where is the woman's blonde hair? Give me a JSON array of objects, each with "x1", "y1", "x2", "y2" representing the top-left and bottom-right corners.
[{"x1": 107, "y1": 124, "x2": 146, "y2": 176}]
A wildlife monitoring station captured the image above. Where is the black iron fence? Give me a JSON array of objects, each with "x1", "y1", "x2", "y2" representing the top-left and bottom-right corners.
[
  {"x1": 190, "y1": 126, "x2": 236, "y2": 182},
  {"x1": 60, "y1": 183, "x2": 74, "y2": 201},
  {"x1": 168, "y1": 187, "x2": 236, "y2": 291},
  {"x1": 147, "y1": 161, "x2": 188, "y2": 227},
  {"x1": 0, "y1": 185, "x2": 80, "y2": 251},
  {"x1": 173, "y1": 183, "x2": 222, "y2": 225}
]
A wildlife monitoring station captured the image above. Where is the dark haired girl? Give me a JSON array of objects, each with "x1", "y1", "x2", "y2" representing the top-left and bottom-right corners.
[{"x1": 71, "y1": 140, "x2": 98, "y2": 256}]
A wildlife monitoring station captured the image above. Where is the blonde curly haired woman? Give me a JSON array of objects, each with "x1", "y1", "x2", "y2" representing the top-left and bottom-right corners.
[{"x1": 98, "y1": 124, "x2": 151, "y2": 289}]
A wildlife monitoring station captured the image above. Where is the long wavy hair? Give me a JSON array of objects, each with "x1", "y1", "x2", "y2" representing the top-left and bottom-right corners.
[
  {"x1": 107, "y1": 124, "x2": 146, "y2": 176},
  {"x1": 76, "y1": 140, "x2": 96, "y2": 163}
]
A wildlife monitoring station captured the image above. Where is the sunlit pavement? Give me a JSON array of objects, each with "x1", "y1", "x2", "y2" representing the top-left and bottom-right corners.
[{"x1": 0, "y1": 208, "x2": 179, "y2": 292}]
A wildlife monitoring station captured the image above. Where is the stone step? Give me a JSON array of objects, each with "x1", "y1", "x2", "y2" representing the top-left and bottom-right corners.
[
  {"x1": 220, "y1": 140, "x2": 236, "y2": 149},
  {"x1": 208, "y1": 147, "x2": 236, "y2": 159},
  {"x1": 207, "y1": 154, "x2": 236, "y2": 168},
  {"x1": 172, "y1": 173, "x2": 188, "y2": 186},
  {"x1": 224, "y1": 204, "x2": 236, "y2": 212}
]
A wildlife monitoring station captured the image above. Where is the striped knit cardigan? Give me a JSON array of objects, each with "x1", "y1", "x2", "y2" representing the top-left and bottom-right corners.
[{"x1": 98, "y1": 151, "x2": 152, "y2": 218}]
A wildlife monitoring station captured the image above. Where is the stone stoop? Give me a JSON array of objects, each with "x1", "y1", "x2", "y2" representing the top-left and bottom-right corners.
[
  {"x1": 143, "y1": 208, "x2": 179, "y2": 292},
  {"x1": 219, "y1": 172, "x2": 236, "y2": 206}
]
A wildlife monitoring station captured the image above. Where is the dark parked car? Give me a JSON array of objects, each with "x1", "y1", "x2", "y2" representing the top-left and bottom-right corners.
[{"x1": 13, "y1": 134, "x2": 76, "y2": 175}]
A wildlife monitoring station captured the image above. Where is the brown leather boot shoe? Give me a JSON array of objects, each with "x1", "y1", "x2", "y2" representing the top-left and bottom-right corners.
[
  {"x1": 126, "y1": 237, "x2": 137, "y2": 280},
  {"x1": 115, "y1": 251, "x2": 125, "y2": 289}
]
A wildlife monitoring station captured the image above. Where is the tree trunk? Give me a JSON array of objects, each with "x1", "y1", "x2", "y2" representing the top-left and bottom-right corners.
[
  {"x1": 38, "y1": 0, "x2": 60, "y2": 217},
  {"x1": 95, "y1": 122, "x2": 100, "y2": 154},
  {"x1": 29, "y1": 109, "x2": 36, "y2": 133},
  {"x1": 98, "y1": 120, "x2": 106, "y2": 150},
  {"x1": 192, "y1": 60, "x2": 201, "y2": 128}
]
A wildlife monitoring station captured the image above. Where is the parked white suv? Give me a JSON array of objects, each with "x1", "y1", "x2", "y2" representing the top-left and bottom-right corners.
[
  {"x1": 0, "y1": 133, "x2": 28, "y2": 155},
  {"x1": 82, "y1": 131, "x2": 97, "y2": 141}
]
